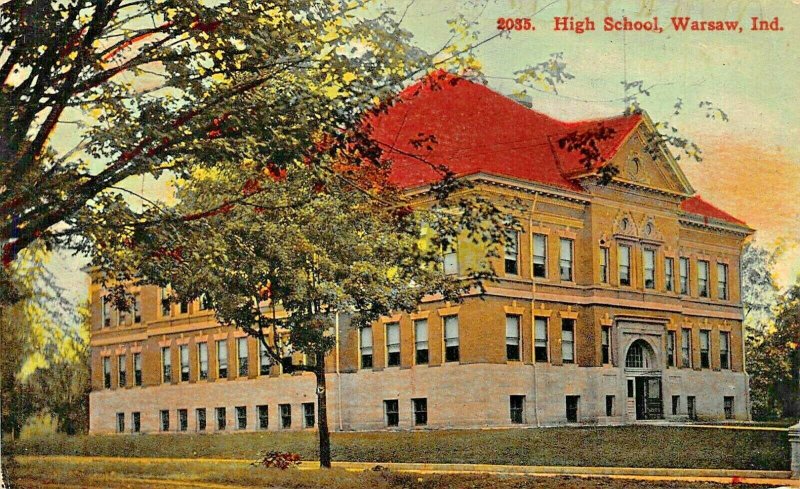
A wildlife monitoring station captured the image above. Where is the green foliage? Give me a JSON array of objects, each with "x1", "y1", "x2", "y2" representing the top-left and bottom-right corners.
[
  {"x1": 0, "y1": 247, "x2": 89, "y2": 438},
  {"x1": 739, "y1": 242, "x2": 789, "y2": 420},
  {"x1": 0, "y1": 0, "x2": 432, "y2": 302},
  {"x1": 749, "y1": 284, "x2": 800, "y2": 419}
]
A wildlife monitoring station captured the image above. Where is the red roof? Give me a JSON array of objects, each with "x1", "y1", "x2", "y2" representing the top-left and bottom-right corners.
[
  {"x1": 369, "y1": 70, "x2": 641, "y2": 192},
  {"x1": 369, "y1": 71, "x2": 747, "y2": 228},
  {"x1": 680, "y1": 195, "x2": 747, "y2": 226}
]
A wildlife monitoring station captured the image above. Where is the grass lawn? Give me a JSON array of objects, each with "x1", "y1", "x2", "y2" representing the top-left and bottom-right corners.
[
  {"x1": 6, "y1": 458, "x2": 776, "y2": 489},
  {"x1": 7, "y1": 426, "x2": 788, "y2": 471}
]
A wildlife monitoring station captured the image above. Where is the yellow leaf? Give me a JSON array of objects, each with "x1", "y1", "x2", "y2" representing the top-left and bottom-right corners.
[{"x1": 342, "y1": 72, "x2": 356, "y2": 84}]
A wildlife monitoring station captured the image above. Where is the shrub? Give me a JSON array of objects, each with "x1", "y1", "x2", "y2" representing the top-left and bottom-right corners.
[{"x1": 252, "y1": 451, "x2": 301, "y2": 470}]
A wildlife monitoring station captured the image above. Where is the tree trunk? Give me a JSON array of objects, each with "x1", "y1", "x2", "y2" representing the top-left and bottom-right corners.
[{"x1": 315, "y1": 351, "x2": 332, "y2": 468}]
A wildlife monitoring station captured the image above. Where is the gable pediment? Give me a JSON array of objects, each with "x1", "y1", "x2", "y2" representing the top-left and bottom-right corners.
[{"x1": 582, "y1": 113, "x2": 695, "y2": 196}]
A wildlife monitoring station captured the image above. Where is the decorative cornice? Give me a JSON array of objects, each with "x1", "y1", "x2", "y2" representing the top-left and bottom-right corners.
[{"x1": 678, "y1": 215, "x2": 753, "y2": 236}]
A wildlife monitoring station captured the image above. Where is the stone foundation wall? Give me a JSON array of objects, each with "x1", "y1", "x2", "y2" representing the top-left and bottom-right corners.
[{"x1": 90, "y1": 362, "x2": 748, "y2": 433}]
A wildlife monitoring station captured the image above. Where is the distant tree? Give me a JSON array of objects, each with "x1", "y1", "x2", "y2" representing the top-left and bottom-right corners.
[
  {"x1": 741, "y1": 243, "x2": 779, "y2": 330},
  {"x1": 26, "y1": 303, "x2": 91, "y2": 435},
  {"x1": 748, "y1": 284, "x2": 800, "y2": 418},
  {"x1": 736, "y1": 243, "x2": 781, "y2": 418},
  {"x1": 0, "y1": 246, "x2": 84, "y2": 438}
]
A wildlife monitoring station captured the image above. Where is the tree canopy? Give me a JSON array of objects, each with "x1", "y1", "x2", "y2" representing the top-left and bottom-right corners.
[{"x1": 0, "y1": 0, "x2": 433, "y2": 303}]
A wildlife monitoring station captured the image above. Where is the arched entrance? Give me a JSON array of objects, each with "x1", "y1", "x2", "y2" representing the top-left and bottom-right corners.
[{"x1": 625, "y1": 339, "x2": 663, "y2": 420}]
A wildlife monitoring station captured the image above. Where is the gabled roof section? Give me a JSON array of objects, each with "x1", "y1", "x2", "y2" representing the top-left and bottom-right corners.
[
  {"x1": 554, "y1": 114, "x2": 643, "y2": 176},
  {"x1": 370, "y1": 70, "x2": 640, "y2": 193},
  {"x1": 680, "y1": 195, "x2": 748, "y2": 227},
  {"x1": 370, "y1": 71, "x2": 748, "y2": 232}
]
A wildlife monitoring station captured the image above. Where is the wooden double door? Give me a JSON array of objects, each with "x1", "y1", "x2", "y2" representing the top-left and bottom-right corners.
[{"x1": 635, "y1": 376, "x2": 663, "y2": 420}]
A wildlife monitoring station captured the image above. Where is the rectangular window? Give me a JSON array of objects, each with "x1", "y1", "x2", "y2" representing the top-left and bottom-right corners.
[
  {"x1": 161, "y1": 346, "x2": 172, "y2": 383},
  {"x1": 681, "y1": 329, "x2": 692, "y2": 368},
  {"x1": 605, "y1": 395, "x2": 615, "y2": 417},
  {"x1": 601, "y1": 326, "x2": 611, "y2": 365},
  {"x1": 133, "y1": 294, "x2": 142, "y2": 323},
  {"x1": 561, "y1": 319, "x2": 575, "y2": 364},
  {"x1": 720, "y1": 331, "x2": 730, "y2": 369},
  {"x1": 236, "y1": 406, "x2": 247, "y2": 430},
  {"x1": 506, "y1": 315, "x2": 521, "y2": 361},
  {"x1": 533, "y1": 233, "x2": 547, "y2": 278},
  {"x1": 444, "y1": 315, "x2": 459, "y2": 362},
  {"x1": 667, "y1": 331, "x2": 676, "y2": 367},
  {"x1": 414, "y1": 319, "x2": 429, "y2": 365},
  {"x1": 199, "y1": 293, "x2": 211, "y2": 311},
  {"x1": 510, "y1": 395, "x2": 525, "y2": 424},
  {"x1": 412, "y1": 398, "x2": 427, "y2": 426},
  {"x1": 160, "y1": 409, "x2": 170, "y2": 432},
  {"x1": 618, "y1": 244, "x2": 631, "y2": 286},
  {"x1": 688, "y1": 396, "x2": 697, "y2": 420},
  {"x1": 717, "y1": 263, "x2": 729, "y2": 300},
  {"x1": 132, "y1": 412, "x2": 141, "y2": 433},
  {"x1": 259, "y1": 341, "x2": 271, "y2": 376},
  {"x1": 599, "y1": 247, "x2": 609, "y2": 283},
  {"x1": 665, "y1": 257, "x2": 675, "y2": 292},
  {"x1": 443, "y1": 241, "x2": 458, "y2": 276},
  {"x1": 281, "y1": 353, "x2": 293, "y2": 374},
  {"x1": 237, "y1": 338, "x2": 249, "y2": 377},
  {"x1": 360, "y1": 327, "x2": 373, "y2": 368},
  {"x1": 303, "y1": 402, "x2": 315, "y2": 428},
  {"x1": 672, "y1": 396, "x2": 680, "y2": 415},
  {"x1": 117, "y1": 355, "x2": 127, "y2": 388},
  {"x1": 180, "y1": 345, "x2": 189, "y2": 382},
  {"x1": 627, "y1": 379, "x2": 634, "y2": 398},
  {"x1": 504, "y1": 230, "x2": 519, "y2": 275},
  {"x1": 699, "y1": 330, "x2": 710, "y2": 368},
  {"x1": 280, "y1": 404, "x2": 291, "y2": 429},
  {"x1": 384, "y1": 400, "x2": 399, "y2": 427},
  {"x1": 386, "y1": 322, "x2": 400, "y2": 367},
  {"x1": 679, "y1": 257, "x2": 690, "y2": 294},
  {"x1": 643, "y1": 249, "x2": 655, "y2": 289},
  {"x1": 178, "y1": 409, "x2": 188, "y2": 432},
  {"x1": 566, "y1": 396, "x2": 579, "y2": 423},
  {"x1": 116, "y1": 412, "x2": 125, "y2": 433},
  {"x1": 724, "y1": 396, "x2": 734, "y2": 419},
  {"x1": 257, "y1": 405, "x2": 268, "y2": 430},
  {"x1": 103, "y1": 357, "x2": 111, "y2": 388},
  {"x1": 215, "y1": 407, "x2": 226, "y2": 431},
  {"x1": 160, "y1": 287, "x2": 171, "y2": 317},
  {"x1": 196, "y1": 408, "x2": 207, "y2": 432},
  {"x1": 217, "y1": 340, "x2": 228, "y2": 379},
  {"x1": 559, "y1": 238, "x2": 573, "y2": 281},
  {"x1": 179, "y1": 301, "x2": 189, "y2": 314},
  {"x1": 198, "y1": 343, "x2": 209, "y2": 380},
  {"x1": 698, "y1": 260, "x2": 710, "y2": 297},
  {"x1": 118, "y1": 307, "x2": 128, "y2": 327},
  {"x1": 130, "y1": 352, "x2": 141, "y2": 387},
  {"x1": 102, "y1": 296, "x2": 111, "y2": 327},
  {"x1": 534, "y1": 317, "x2": 548, "y2": 362}
]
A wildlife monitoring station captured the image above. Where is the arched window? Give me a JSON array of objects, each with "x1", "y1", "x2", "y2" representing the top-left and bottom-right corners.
[{"x1": 626, "y1": 340, "x2": 652, "y2": 369}]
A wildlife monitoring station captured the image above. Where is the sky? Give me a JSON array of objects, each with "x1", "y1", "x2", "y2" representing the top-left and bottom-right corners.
[{"x1": 46, "y1": 0, "x2": 800, "y2": 308}]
